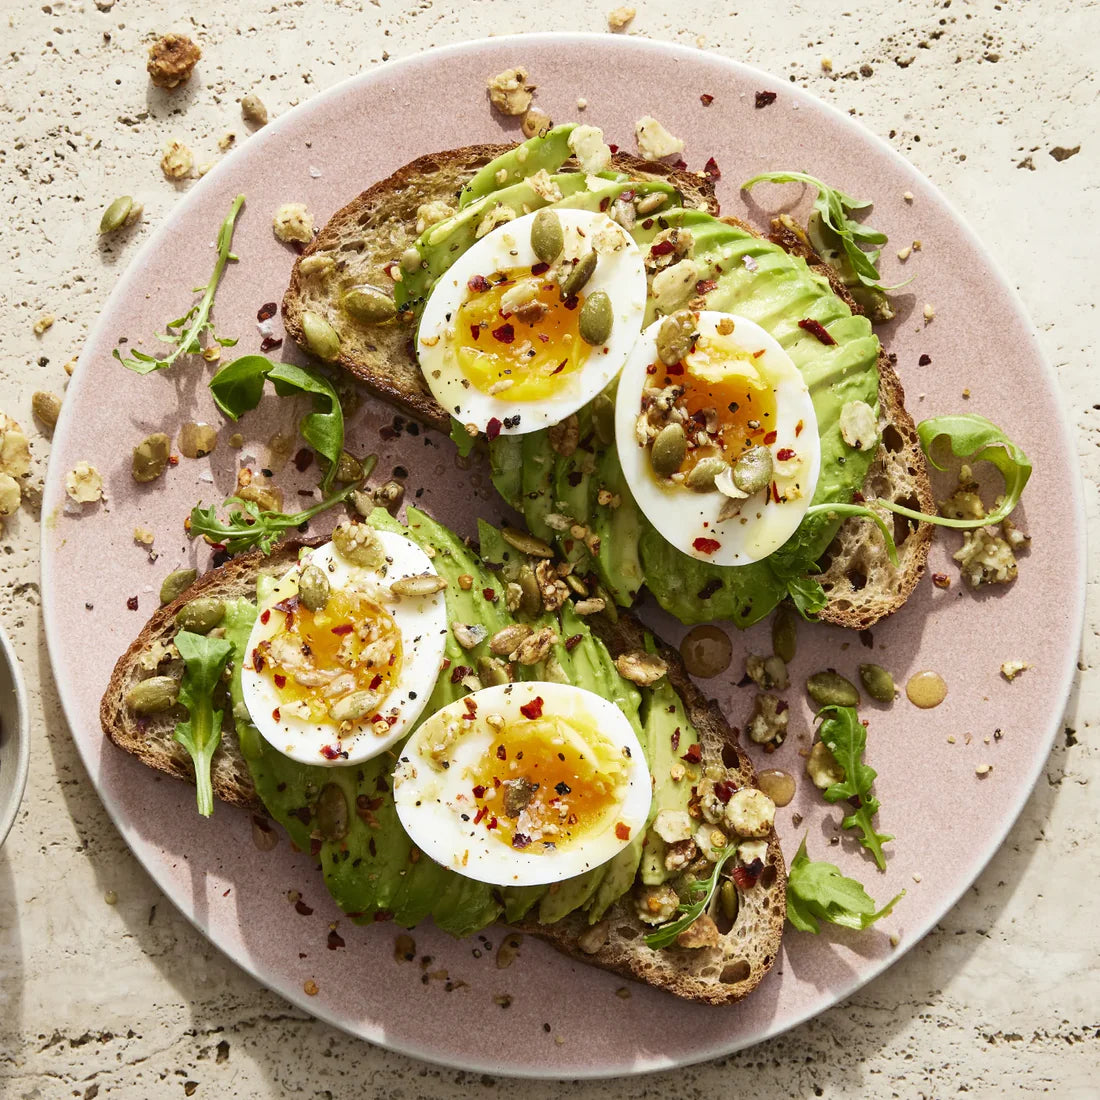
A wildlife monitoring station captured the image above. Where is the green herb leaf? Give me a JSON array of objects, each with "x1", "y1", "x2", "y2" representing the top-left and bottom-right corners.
[
  {"x1": 786, "y1": 836, "x2": 904, "y2": 933},
  {"x1": 172, "y1": 630, "x2": 234, "y2": 817},
  {"x1": 643, "y1": 844, "x2": 738, "y2": 949},
  {"x1": 785, "y1": 575, "x2": 828, "y2": 620},
  {"x1": 741, "y1": 171, "x2": 901, "y2": 294},
  {"x1": 115, "y1": 194, "x2": 245, "y2": 374},
  {"x1": 804, "y1": 502, "x2": 900, "y2": 567},
  {"x1": 188, "y1": 469, "x2": 374, "y2": 556},
  {"x1": 450, "y1": 418, "x2": 477, "y2": 458},
  {"x1": 817, "y1": 705, "x2": 893, "y2": 869},
  {"x1": 208, "y1": 355, "x2": 346, "y2": 492}
]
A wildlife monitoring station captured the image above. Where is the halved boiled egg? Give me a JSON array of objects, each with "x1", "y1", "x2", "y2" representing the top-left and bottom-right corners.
[
  {"x1": 241, "y1": 527, "x2": 448, "y2": 765},
  {"x1": 417, "y1": 209, "x2": 647, "y2": 436},
  {"x1": 615, "y1": 310, "x2": 821, "y2": 566},
  {"x1": 393, "y1": 682, "x2": 651, "y2": 887}
]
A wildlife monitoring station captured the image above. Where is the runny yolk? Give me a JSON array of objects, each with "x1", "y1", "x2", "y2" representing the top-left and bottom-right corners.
[
  {"x1": 452, "y1": 266, "x2": 588, "y2": 401},
  {"x1": 259, "y1": 587, "x2": 403, "y2": 724},
  {"x1": 467, "y1": 716, "x2": 628, "y2": 854}
]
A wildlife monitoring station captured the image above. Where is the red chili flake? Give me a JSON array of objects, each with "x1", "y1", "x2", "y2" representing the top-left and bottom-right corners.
[
  {"x1": 472, "y1": 785, "x2": 487, "y2": 799},
  {"x1": 369, "y1": 673, "x2": 383, "y2": 691},
  {"x1": 696, "y1": 278, "x2": 718, "y2": 294},
  {"x1": 932, "y1": 572, "x2": 951, "y2": 589},
  {"x1": 260, "y1": 336, "x2": 283, "y2": 353},
  {"x1": 126, "y1": 596, "x2": 139, "y2": 610},
  {"x1": 273, "y1": 673, "x2": 287, "y2": 689},
  {"x1": 520, "y1": 696, "x2": 544, "y2": 720},
  {"x1": 257, "y1": 301, "x2": 277, "y2": 321},
  {"x1": 373, "y1": 910, "x2": 393, "y2": 923},
  {"x1": 771, "y1": 482, "x2": 781, "y2": 503},
  {"x1": 615, "y1": 823, "x2": 631, "y2": 841},
  {"x1": 327, "y1": 929, "x2": 346, "y2": 950},
  {"x1": 167, "y1": 455, "x2": 179, "y2": 466},
  {"x1": 464, "y1": 696, "x2": 478, "y2": 718},
  {"x1": 795, "y1": 419, "x2": 805, "y2": 437},
  {"x1": 492, "y1": 323, "x2": 515, "y2": 344},
  {"x1": 482, "y1": 587, "x2": 497, "y2": 602},
  {"x1": 753, "y1": 348, "x2": 766, "y2": 359},
  {"x1": 253, "y1": 650, "x2": 266, "y2": 673},
  {"x1": 646, "y1": 363, "x2": 658, "y2": 375},
  {"x1": 487, "y1": 816, "x2": 499, "y2": 830},
  {"x1": 599, "y1": 196, "x2": 611, "y2": 212},
  {"x1": 496, "y1": 744, "x2": 507, "y2": 761},
  {"x1": 292, "y1": 447, "x2": 313, "y2": 473},
  {"x1": 320, "y1": 744, "x2": 343, "y2": 760},
  {"x1": 714, "y1": 779, "x2": 737, "y2": 803},
  {"x1": 272, "y1": 708, "x2": 281, "y2": 722},
  {"x1": 763, "y1": 430, "x2": 778, "y2": 445},
  {"x1": 531, "y1": 261, "x2": 549, "y2": 276},
  {"x1": 450, "y1": 664, "x2": 473, "y2": 684},
  {"x1": 469, "y1": 323, "x2": 482, "y2": 341},
  {"x1": 672, "y1": 158, "x2": 688, "y2": 170},
  {"x1": 703, "y1": 156, "x2": 721, "y2": 181},
  {"x1": 551, "y1": 359, "x2": 567, "y2": 375},
  {"x1": 512, "y1": 833, "x2": 532, "y2": 849},
  {"x1": 650, "y1": 239, "x2": 676, "y2": 257},
  {"x1": 665, "y1": 361, "x2": 684, "y2": 376},
  {"x1": 564, "y1": 634, "x2": 583, "y2": 652},
  {"x1": 700, "y1": 93, "x2": 714, "y2": 105},
  {"x1": 918, "y1": 353, "x2": 932, "y2": 366},
  {"x1": 608, "y1": 143, "x2": 619, "y2": 154},
  {"x1": 693, "y1": 537, "x2": 721, "y2": 555},
  {"x1": 670, "y1": 728, "x2": 681, "y2": 751},
  {"x1": 733, "y1": 858, "x2": 764, "y2": 888},
  {"x1": 562, "y1": 294, "x2": 579, "y2": 311},
  {"x1": 467, "y1": 274, "x2": 491, "y2": 293},
  {"x1": 776, "y1": 447, "x2": 795, "y2": 461},
  {"x1": 274, "y1": 595, "x2": 300, "y2": 615},
  {"x1": 755, "y1": 90, "x2": 777, "y2": 108},
  {"x1": 852, "y1": 490, "x2": 866, "y2": 503},
  {"x1": 485, "y1": 417, "x2": 502, "y2": 441},
  {"x1": 798, "y1": 318, "x2": 836, "y2": 345},
  {"x1": 680, "y1": 743, "x2": 702, "y2": 764},
  {"x1": 474, "y1": 805, "x2": 488, "y2": 825},
  {"x1": 331, "y1": 623, "x2": 354, "y2": 636}
]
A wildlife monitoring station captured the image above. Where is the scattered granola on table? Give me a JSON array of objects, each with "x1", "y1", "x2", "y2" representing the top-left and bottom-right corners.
[
  {"x1": 146, "y1": 33, "x2": 201, "y2": 88},
  {"x1": 160, "y1": 139, "x2": 194, "y2": 180}
]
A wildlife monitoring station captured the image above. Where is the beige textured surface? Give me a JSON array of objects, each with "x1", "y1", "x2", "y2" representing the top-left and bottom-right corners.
[{"x1": 1, "y1": 0, "x2": 1097, "y2": 1095}]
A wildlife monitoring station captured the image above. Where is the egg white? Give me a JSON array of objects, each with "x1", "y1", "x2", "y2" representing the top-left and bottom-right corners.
[
  {"x1": 392, "y1": 682, "x2": 652, "y2": 887},
  {"x1": 615, "y1": 311, "x2": 821, "y2": 566},
  {"x1": 241, "y1": 533, "x2": 448, "y2": 766},
  {"x1": 417, "y1": 209, "x2": 647, "y2": 435}
]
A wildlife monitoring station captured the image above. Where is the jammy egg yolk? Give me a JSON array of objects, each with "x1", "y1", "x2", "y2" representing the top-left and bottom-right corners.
[
  {"x1": 666, "y1": 334, "x2": 778, "y2": 475},
  {"x1": 466, "y1": 715, "x2": 629, "y2": 854},
  {"x1": 256, "y1": 587, "x2": 403, "y2": 723},
  {"x1": 452, "y1": 267, "x2": 589, "y2": 401}
]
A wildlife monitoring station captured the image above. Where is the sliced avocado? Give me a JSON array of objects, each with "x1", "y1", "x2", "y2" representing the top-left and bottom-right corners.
[
  {"x1": 537, "y1": 866, "x2": 606, "y2": 925},
  {"x1": 520, "y1": 431, "x2": 557, "y2": 543},
  {"x1": 489, "y1": 435, "x2": 524, "y2": 512},
  {"x1": 499, "y1": 883, "x2": 550, "y2": 923},
  {"x1": 459, "y1": 124, "x2": 577, "y2": 208},
  {"x1": 588, "y1": 834, "x2": 645, "y2": 923},
  {"x1": 588, "y1": 442, "x2": 645, "y2": 608}
]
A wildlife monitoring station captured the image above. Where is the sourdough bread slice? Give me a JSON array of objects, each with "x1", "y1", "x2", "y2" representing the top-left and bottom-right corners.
[
  {"x1": 281, "y1": 142, "x2": 932, "y2": 629},
  {"x1": 281, "y1": 145, "x2": 718, "y2": 432},
  {"x1": 100, "y1": 540, "x2": 784, "y2": 1005}
]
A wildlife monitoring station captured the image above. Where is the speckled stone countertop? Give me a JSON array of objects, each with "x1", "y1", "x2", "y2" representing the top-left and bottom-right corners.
[{"x1": 1, "y1": 1, "x2": 1097, "y2": 1096}]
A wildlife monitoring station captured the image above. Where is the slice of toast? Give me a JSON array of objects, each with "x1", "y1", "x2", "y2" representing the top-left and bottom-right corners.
[
  {"x1": 100, "y1": 539, "x2": 785, "y2": 1006},
  {"x1": 281, "y1": 142, "x2": 932, "y2": 629}
]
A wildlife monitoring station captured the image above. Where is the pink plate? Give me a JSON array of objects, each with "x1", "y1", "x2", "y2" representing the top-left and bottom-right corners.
[{"x1": 41, "y1": 34, "x2": 1085, "y2": 1078}]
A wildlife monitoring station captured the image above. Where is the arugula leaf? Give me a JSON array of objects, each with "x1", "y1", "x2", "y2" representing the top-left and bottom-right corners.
[
  {"x1": 450, "y1": 418, "x2": 477, "y2": 458},
  {"x1": 786, "y1": 836, "x2": 904, "y2": 933},
  {"x1": 817, "y1": 705, "x2": 893, "y2": 869},
  {"x1": 804, "y1": 503, "x2": 900, "y2": 567},
  {"x1": 172, "y1": 630, "x2": 234, "y2": 817},
  {"x1": 643, "y1": 844, "x2": 738, "y2": 949},
  {"x1": 786, "y1": 575, "x2": 828, "y2": 620},
  {"x1": 741, "y1": 171, "x2": 901, "y2": 294},
  {"x1": 115, "y1": 194, "x2": 245, "y2": 374},
  {"x1": 188, "y1": 470, "x2": 373, "y2": 556},
  {"x1": 209, "y1": 355, "x2": 345, "y2": 492}
]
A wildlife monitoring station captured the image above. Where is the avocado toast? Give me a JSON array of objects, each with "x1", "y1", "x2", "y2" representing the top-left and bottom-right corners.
[
  {"x1": 281, "y1": 125, "x2": 934, "y2": 632},
  {"x1": 101, "y1": 508, "x2": 786, "y2": 1005}
]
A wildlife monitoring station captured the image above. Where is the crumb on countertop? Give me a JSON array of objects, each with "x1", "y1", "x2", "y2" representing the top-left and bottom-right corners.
[{"x1": 146, "y1": 33, "x2": 201, "y2": 89}]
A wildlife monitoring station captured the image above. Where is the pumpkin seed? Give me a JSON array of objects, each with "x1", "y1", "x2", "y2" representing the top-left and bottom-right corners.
[
  {"x1": 614, "y1": 650, "x2": 668, "y2": 686},
  {"x1": 501, "y1": 526, "x2": 554, "y2": 559},
  {"x1": 719, "y1": 879, "x2": 739, "y2": 922},
  {"x1": 685, "y1": 456, "x2": 728, "y2": 493},
  {"x1": 732, "y1": 446, "x2": 773, "y2": 495},
  {"x1": 314, "y1": 783, "x2": 349, "y2": 841},
  {"x1": 329, "y1": 691, "x2": 378, "y2": 723},
  {"x1": 391, "y1": 573, "x2": 447, "y2": 597},
  {"x1": 530, "y1": 209, "x2": 564, "y2": 264},
  {"x1": 635, "y1": 192, "x2": 668, "y2": 215},
  {"x1": 372, "y1": 479, "x2": 405, "y2": 514},
  {"x1": 518, "y1": 565, "x2": 542, "y2": 617},
  {"x1": 477, "y1": 655, "x2": 512, "y2": 686},
  {"x1": 650, "y1": 422, "x2": 687, "y2": 477},
  {"x1": 301, "y1": 309, "x2": 341, "y2": 360},
  {"x1": 806, "y1": 670, "x2": 860, "y2": 708},
  {"x1": 159, "y1": 568, "x2": 197, "y2": 605},
  {"x1": 558, "y1": 250, "x2": 597, "y2": 299},
  {"x1": 578, "y1": 290, "x2": 613, "y2": 345},
  {"x1": 125, "y1": 675, "x2": 180, "y2": 714},
  {"x1": 335, "y1": 451, "x2": 363, "y2": 483},
  {"x1": 132, "y1": 432, "x2": 171, "y2": 483},
  {"x1": 175, "y1": 597, "x2": 226, "y2": 634},
  {"x1": 771, "y1": 605, "x2": 797, "y2": 663},
  {"x1": 341, "y1": 285, "x2": 397, "y2": 325},
  {"x1": 489, "y1": 623, "x2": 532, "y2": 656},
  {"x1": 177, "y1": 421, "x2": 217, "y2": 459},
  {"x1": 859, "y1": 663, "x2": 896, "y2": 703},
  {"x1": 99, "y1": 195, "x2": 133, "y2": 235},
  {"x1": 655, "y1": 309, "x2": 695, "y2": 367},
  {"x1": 592, "y1": 393, "x2": 615, "y2": 445},
  {"x1": 298, "y1": 564, "x2": 331, "y2": 612},
  {"x1": 31, "y1": 390, "x2": 62, "y2": 430}
]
